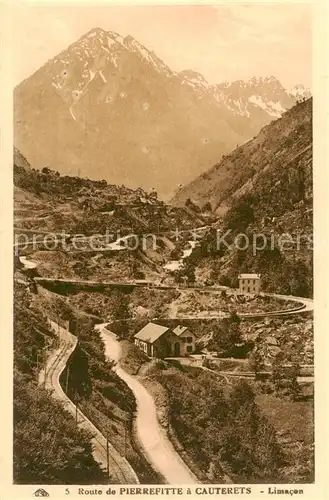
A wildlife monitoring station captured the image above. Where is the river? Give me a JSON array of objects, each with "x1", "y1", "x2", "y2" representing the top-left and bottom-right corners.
[{"x1": 163, "y1": 240, "x2": 197, "y2": 272}]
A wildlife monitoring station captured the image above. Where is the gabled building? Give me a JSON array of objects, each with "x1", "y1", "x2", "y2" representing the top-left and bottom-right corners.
[
  {"x1": 172, "y1": 326, "x2": 196, "y2": 356},
  {"x1": 238, "y1": 273, "x2": 261, "y2": 294},
  {"x1": 134, "y1": 322, "x2": 196, "y2": 359}
]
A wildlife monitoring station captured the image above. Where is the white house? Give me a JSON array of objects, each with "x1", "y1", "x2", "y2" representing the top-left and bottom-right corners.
[
  {"x1": 238, "y1": 273, "x2": 261, "y2": 294},
  {"x1": 172, "y1": 325, "x2": 196, "y2": 356},
  {"x1": 134, "y1": 322, "x2": 196, "y2": 359}
]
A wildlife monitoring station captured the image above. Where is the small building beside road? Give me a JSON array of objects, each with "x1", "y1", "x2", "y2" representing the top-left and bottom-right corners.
[
  {"x1": 172, "y1": 325, "x2": 196, "y2": 356},
  {"x1": 238, "y1": 273, "x2": 261, "y2": 294},
  {"x1": 134, "y1": 322, "x2": 196, "y2": 359}
]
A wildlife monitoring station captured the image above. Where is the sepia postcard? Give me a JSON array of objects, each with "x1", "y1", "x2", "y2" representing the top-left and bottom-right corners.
[{"x1": 1, "y1": 1, "x2": 328, "y2": 499}]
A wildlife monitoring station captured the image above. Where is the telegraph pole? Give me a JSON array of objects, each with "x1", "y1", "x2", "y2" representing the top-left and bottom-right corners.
[
  {"x1": 44, "y1": 357, "x2": 47, "y2": 388},
  {"x1": 65, "y1": 365, "x2": 70, "y2": 393},
  {"x1": 106, "y1": 433, "x2": 110, "y2": 477},
  {"x1": 123, "y1": 420, "x2": 127, "y2": 457},
  {"x1": 75, "y1": 402, "x2": 78, "y2": 425}
]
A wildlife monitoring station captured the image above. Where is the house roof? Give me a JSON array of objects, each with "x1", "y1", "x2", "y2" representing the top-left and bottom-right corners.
[
  {"x1": 173, "y1": 325, "x2": 191, "y2": 337},
  {"x1": 238, "y1": 273, "x2": 261, "y2": 279},
  {"x1": 134, "y1": 322, "x2": 171, "y2": 344}
]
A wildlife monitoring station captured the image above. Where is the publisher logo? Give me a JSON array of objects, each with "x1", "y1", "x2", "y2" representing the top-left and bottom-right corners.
[{"x1": 33, "y1": 489, "x2": 49, "y2": 497}]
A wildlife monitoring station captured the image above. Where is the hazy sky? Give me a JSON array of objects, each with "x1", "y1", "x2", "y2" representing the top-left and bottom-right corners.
[{"x1": 11, "y1": 3, "x2": 312, "y2": 89}]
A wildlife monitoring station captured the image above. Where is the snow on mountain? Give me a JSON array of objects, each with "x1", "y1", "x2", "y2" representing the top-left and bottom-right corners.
[
  {"x1": 288, "y1": 84, "x2": 311, "y2": 100},
  {"x1": 213, "y1": 76, "x2": 296, "y2": 119},
  {"x1": 14, "y1": 27, "x2": 310, "y2": 199},
  {"x1": 178, "y1": 72, "x2": 306, "y2": 124},
  {"x1": 171, "y1": 97, "x2": 312, "y2": 209},
  {"x1": 178, "y1": 70, "x2": 211, "y2": 93},
  {"x1": 123, "y1": 35, "x2": 174, "y2": 76},
  {"x1": 248, "y1": 95, "x2": 286, "y2": 118}
]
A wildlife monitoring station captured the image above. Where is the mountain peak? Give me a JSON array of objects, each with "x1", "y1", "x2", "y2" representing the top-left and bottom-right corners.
[
  {"x1": 15, "y1": 28, "x2": 310, "y2": 199},
  {"x1": 289, "y1": 84, "x2": 311, "y2": 100},
  {"x1": 249, "y1": 75, "x2": 282, "y2": 87},
  {"x1": 76, "y1": 27, "x2": 123, "y2": 48},
  {"x1": 80, "y1": 27, "x2": 107, "y2": 40},
  {"x1": 87, "y1": 27, "x2": 105, "y2": 34}
]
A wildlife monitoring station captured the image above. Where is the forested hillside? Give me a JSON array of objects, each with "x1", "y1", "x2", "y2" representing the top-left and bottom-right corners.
[
  {"x1": 13, "y1": 282, "x2": 107, "y2": 484},
  {"x1": 180, "y1": 99, "x2": 313, "y2": 297}
]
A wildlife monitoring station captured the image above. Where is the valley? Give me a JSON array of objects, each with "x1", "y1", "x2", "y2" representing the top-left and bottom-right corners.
[
  {"x1": 12, "y1": 17, "x2": 313, "y2": 485},
  {"x1": 14, "y1": 101, "x2": 314, "y2": 483}
]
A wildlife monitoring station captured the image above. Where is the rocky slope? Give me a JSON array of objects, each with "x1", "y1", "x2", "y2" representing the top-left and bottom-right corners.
[
  {"x1": 172, "y1": 98, "x2": 312, "y2": 212},
  {"x1": 244, "y1": 316, "x2": 314, "y2": 368},
  {"x1": 14, "y1": 147, "x2": 31, "y2": 170},
  {"x1": 181, "y1": 99, "x2": 313, "y2": 297},
  {"x1": 14, "y1": 153, "x2": 204, "y2": 234},
  {"x1": 14, "y1": 27, "x2": 308, "y2": 200},
  {"x1": 14, "y1": 149, "x2": 207, "y2": 282}
]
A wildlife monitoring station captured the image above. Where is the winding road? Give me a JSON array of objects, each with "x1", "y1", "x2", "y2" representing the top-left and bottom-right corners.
[
  {"x1": 18, "y1": 251, "x2": 313, "y2": 485},
  {"x1": 96, "y1": 324, "x2": 198, "y2": 484},
  {"x1": 34, "y1": 276, "x2": 313, "y2": 318},
  {"x1": 39, "y1": 321, "x2": 139, "y2": 484},
  {"x1": 18, "y1": 246, "x2": 313, "y2": 319}
]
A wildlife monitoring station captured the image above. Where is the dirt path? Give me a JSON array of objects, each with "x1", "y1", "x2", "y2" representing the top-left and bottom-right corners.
[{"x1": 97, "y1": 325, "x2": 198, "y2": 484}]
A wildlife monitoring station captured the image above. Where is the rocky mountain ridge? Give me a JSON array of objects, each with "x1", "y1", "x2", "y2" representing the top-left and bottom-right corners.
[
  {"x1": 172, "y1": 98, "x2": 312, "y2": 212},
  {"x1": 15, "y1": 27, "x2": 309, "y2": 199}
]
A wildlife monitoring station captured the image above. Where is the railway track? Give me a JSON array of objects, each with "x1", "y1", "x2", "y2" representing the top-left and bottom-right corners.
[{"x1": 41, "y1": 321, "x2": 139, "y2": 484}]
